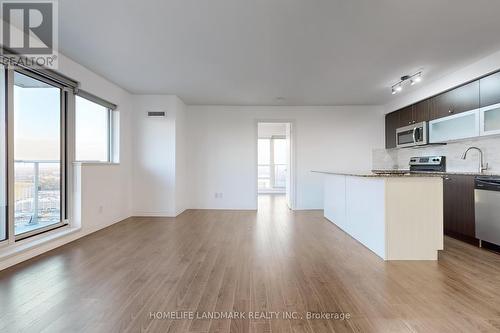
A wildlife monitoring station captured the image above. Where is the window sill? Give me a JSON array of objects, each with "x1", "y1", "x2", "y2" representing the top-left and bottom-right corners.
[{"x1": 0, "y1": 225, "x2": 81, "y2": 261}]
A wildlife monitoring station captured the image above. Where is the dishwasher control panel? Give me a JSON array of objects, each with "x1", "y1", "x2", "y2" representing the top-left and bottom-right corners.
[{"x1": 475, "y1": 176, "x2": 500, "y2": 191}]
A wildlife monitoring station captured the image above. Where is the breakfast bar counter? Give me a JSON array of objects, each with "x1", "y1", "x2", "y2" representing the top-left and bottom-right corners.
[{"x1": 314, "y1": 171, "x2": 444, "y2": 260}]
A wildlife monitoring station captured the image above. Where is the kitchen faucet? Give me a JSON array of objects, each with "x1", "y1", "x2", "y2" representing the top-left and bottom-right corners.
[{"x1": 461, "y1": 147, "x2": 488, "y2": 173}]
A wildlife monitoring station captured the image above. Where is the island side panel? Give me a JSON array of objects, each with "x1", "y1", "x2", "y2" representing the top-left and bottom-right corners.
[
  {"x1": 385, "y1": 177, "x2": 444, "y2": 260},
  {"x1": 323, "y1": 174, "x2": 386, "y2": 260},
  {"x1": 345, "y1": 176, "x2": 386, "y2": 259},
  {"x1": 324, "y1": 174, "x2": 347, "y2": 230}
]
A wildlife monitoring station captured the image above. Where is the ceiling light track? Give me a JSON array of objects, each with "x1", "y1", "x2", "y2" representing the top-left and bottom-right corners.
[{"x1": 391, "y1": 71, "x2": 423, "y2": 95}]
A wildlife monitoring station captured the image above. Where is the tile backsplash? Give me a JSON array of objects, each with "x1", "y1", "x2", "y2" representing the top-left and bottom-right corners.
[{"x1": 373, "y1": 135, "x2": 500, "y2": 173}]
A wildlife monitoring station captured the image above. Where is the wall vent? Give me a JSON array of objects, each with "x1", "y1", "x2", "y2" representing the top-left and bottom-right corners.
[{"x1": 147, "y1": 111, "x2": 166, "y2": 117}]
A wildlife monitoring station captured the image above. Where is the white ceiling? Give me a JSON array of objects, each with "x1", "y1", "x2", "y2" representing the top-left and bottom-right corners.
[{"x1": 59, "y1": 0, "x2": 500, "y2": 105}]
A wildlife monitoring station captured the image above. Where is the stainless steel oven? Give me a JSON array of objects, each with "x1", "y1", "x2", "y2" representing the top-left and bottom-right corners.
[{"x1": 396, "y1": 121, "x2": 428, "y2": 148}]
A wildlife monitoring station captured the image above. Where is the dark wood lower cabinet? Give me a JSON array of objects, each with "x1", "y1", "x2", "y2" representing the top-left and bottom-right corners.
[{"x1": 443, "y1": 175, "x2": 478, "y2": 245}]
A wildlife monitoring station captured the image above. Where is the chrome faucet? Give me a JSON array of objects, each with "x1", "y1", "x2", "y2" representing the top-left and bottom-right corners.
[{"x1": 461, "y1": 147, "x2": 488, "y2": 173}]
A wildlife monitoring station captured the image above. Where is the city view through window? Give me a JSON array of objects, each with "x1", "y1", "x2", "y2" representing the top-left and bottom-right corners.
[
  {"x1": 14, "y1": 72, "x2": 62, "y2": 235},
  {"x1": 258, "y1": 138, "x2": 287, "y2": 192}
]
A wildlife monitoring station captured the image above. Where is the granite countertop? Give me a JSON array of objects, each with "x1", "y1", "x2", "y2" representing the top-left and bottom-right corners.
[
  {"x1": 311, "y1": 170, "x2": 443, "y2": 178},
  {"x1": 371, "y1": 169, "x2": 500, "y2": 177},
  {"x1": 312, "y1": 169, "x2": 500, "y2": 178}
]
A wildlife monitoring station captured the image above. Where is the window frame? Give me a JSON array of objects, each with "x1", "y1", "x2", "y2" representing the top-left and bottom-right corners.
[
  {"x1": 74, "y1": 93, "x2": 116, "y2": 164},
  {"x1": 0, "y1": 64, "x2": 7, "y2": 245}
]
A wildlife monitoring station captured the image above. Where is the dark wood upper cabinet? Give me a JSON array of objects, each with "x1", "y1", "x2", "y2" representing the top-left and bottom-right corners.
[
  {"x1": 443, "y1": 175, "x2": 476, "y2": 240},
  {"x1": 385, "y1": 111, "x2": 399, "y2": 149},
  {"x1": 385, "y1": 69, "x2": 500, "y2": 149},
  {"x1": 413, "y1": 99, "x2": 430, "y2": 123},
  {"x1": 398, "y1": 105, "x2": 414, "y2": 127},
  {"x1": 430, "y1": 81, "x2": 479, "y2": 120},
  {"x1": 480, "y1": 71, "x2": 500, "y2": 107}
]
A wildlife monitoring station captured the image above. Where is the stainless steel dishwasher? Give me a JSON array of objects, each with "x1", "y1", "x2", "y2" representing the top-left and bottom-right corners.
[{"x1": 475, "y1": 176, "x2": 500, "y2": 247}]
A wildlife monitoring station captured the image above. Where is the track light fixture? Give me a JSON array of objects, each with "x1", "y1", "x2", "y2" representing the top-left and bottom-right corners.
[{"x1": 391, "y1": 71, "x2": 422, "y2": 95}]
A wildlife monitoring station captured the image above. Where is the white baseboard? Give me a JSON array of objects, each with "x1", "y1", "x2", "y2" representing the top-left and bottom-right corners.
[
  {"x1": 132, "y1": 211, "x2": 179, "y2": 217},
  {"x1": 186, "y1": 206, "x2": 258, "y2": 211}
]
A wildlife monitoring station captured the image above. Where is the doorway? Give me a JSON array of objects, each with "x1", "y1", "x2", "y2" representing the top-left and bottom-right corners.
[{"x1": 257, "y1": 122, "x2": 295, "y2": 210}]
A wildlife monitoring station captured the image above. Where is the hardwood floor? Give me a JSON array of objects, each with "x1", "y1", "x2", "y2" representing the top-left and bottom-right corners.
[{"x1": 1, "y1": 194, "x2": 500, "y2": 332}]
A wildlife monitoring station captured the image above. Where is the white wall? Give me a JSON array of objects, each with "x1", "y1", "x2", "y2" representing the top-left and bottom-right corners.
[
  {"x1": 132, "y1": 95, "x2": 187, "y2": 216},
  {"x1": 174, "y1": 97, "x2": 188, "y2": 215},
  {"x1": 187, "y1": 105, "x2": 385, "y2": 210}
]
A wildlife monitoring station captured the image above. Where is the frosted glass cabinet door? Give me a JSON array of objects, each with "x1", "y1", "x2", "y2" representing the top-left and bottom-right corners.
[
  {"x1": 429, "y1": 109, "x2": 480, "y2": 143},
  {"x1": 480, "y1": 103, "x2": 500, "y2": 136}
]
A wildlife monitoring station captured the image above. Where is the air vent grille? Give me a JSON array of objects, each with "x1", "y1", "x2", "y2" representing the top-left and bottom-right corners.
[{"x1": 147, "y1": 111, "x2": 166, "y2": 117}]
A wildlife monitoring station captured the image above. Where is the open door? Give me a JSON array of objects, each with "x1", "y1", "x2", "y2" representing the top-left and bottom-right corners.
[{"x1": 285, "y1": 123, "x2": 292, "y2": 209}]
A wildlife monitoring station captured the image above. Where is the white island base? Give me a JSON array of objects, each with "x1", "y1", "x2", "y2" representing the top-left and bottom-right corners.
[{"x1": 320, "y1": 173, "x2": 443, "y2": 260}]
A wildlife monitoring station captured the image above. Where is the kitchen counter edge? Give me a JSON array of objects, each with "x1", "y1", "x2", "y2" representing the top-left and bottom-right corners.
[{"x1": 311, "y1": 170, "x2": 443, "y2": 178}]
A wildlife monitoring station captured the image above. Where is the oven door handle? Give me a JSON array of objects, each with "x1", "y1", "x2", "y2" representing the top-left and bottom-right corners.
[{"x1": 412, "y1": 127, "x2": 417, "y2": 143}]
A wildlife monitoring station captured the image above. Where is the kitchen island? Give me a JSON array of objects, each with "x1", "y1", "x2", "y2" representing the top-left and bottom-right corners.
[{"x1": 313, "y1": 171, "x2": 444, "y2": 260}]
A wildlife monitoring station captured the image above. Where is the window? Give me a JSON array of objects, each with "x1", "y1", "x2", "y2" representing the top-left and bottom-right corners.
[
  {"x1": 273, "y1": 138, "x2": 287, "y2": 188},
  {"x1": 13, "y1": 71, "x2": 65, "y2": 238},
  {"x1": 0, "y1": 63, "x2": 116, "y2": 243},
  {"x1": 258, "y1": 137, "x2": 287, "y2": 192},
  {"x1": 75, "y1": 96, "x2": 114, "y2": 162}
]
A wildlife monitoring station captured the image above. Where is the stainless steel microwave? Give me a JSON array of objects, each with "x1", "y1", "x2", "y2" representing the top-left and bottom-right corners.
[{"x1": 396, "y1": 121, "x2": 428, "y2": 148}]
